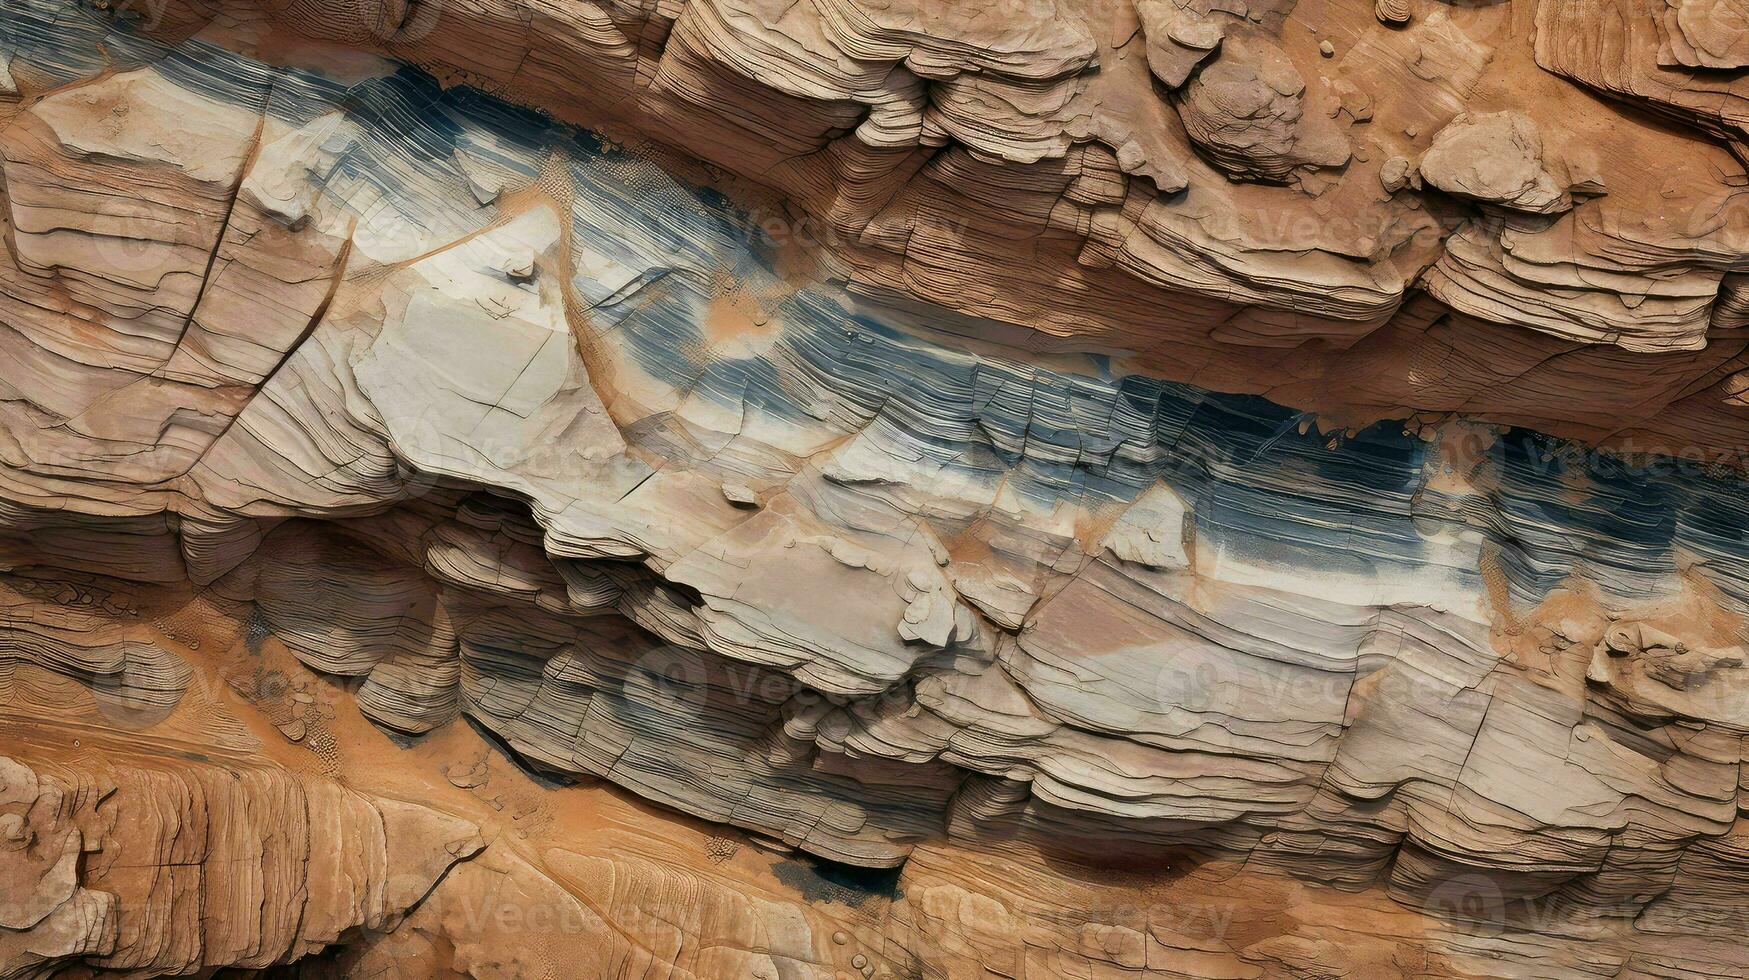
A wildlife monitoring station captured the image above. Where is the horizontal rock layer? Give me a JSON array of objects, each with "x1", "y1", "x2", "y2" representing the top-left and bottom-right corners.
[
  {"x1": 105, "y1": 0, "x2": 1749, "y2": 457},
  {"x1": 6, "y1": 0, "x2": 1749, "y2": 977}
]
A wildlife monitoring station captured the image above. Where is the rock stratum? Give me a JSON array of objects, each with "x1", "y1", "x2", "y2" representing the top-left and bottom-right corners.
[{"x1": 5, "y1": 0, "x2": 1749, "y2": 976}]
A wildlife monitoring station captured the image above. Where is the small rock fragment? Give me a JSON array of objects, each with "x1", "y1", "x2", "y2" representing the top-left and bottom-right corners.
[
  {"x1": 1376, "y1": 0, "x2": 1412, "y2": 24},
  {"x1": 1380, "y1": 156, "x2": 1413, "y2": 192},
  {"x1": 1419, "y1": 110, "x2": 1573, "y2": 213},
  {"x1": 721, "y1": 482, "x2": 760, "y2": 507}
]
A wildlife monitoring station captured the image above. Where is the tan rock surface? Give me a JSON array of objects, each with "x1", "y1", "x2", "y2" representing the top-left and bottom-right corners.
[{"x1": 7, "y1": 0, "x2": 1749, "y2": 977}]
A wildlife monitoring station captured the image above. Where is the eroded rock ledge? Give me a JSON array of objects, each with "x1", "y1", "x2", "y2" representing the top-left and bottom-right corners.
[
  {"x1": 7, "y1": 0, "x2": 1749, "y2": 977},
  {"x1": 114, "y1": 0, "x2": 1749, "y2": 456}
]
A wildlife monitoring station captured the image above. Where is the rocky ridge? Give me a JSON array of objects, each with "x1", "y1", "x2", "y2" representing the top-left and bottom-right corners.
[{"x1": 5, "y1": 0, "x2": 1749, "y2": 977}]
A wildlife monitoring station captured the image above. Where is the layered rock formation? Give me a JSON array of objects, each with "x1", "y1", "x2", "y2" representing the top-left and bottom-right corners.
[{"x1": 7, "y1": 0, "x2": 1749, "y2": 976}]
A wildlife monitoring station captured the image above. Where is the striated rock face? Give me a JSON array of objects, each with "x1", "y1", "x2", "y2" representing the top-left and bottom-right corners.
[
  {"x1": 6, "y1": 0, "x2": 1749, "y2": 977},
  {"x1": 0, "y1": 750, "x2": 482, "y2": 978}
]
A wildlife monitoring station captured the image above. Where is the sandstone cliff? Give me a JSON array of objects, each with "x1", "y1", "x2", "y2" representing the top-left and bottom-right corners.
[{"x1": 5, "y1": 0, "x2": 1749, "y2": 977}]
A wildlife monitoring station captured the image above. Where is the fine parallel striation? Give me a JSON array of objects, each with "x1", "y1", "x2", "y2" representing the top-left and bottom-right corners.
[{"x1": 6, "y1": 0, "x2": 1749, "y2": 977}]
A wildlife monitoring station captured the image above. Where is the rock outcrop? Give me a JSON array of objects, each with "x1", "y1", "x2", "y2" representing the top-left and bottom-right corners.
[
  {"x1": 0, "y1": 750, "x2": 483, "y2": 979},
  {"x1": 6, "y1": 0, "x2": 1749, "y2": 977}
]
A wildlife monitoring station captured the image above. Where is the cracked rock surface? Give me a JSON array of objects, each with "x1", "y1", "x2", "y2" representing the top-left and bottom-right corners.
[{"x1": 6, "y1": 0, "x2": 1749, "y2": 977}]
